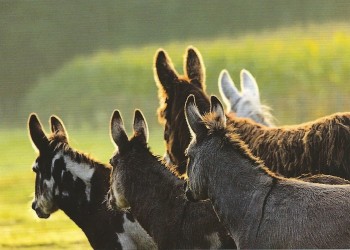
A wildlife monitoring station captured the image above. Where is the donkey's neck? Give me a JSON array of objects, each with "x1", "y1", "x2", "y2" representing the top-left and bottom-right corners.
[
  {"x1": 55, "y1": 152, "x2": 122, "y2": 249},
  {"x1": 207, "y1": 149, "x2": 274, "y2": 246},
  {"x1": 127, "y1": 153, "x2": 185, "y2": 244}
]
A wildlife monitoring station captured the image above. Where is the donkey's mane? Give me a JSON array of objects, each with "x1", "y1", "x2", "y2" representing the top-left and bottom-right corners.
[
  {"x1": 158, "y1": 156, "x2": 186, "y2": 180},
  {"x1": 48, "y1": 132, "x2": 111, "y2": 171},
  {"x1": 202, "y1": 113, "x2": 282, "y2": 179},
  {"x1": 255, "y1": 104, "x2": 276, "y2": 126},
  {"x1": 227, "y1": 112, "x2": 350, "y2": 177},
  {"x1": 129, "y1": 136, "x2": 184, "y2": 180}
]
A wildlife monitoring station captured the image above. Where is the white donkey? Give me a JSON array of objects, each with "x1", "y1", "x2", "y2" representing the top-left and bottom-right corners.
[{"x1": 218, "y1": 69, "x2": 274, "y2": 126}]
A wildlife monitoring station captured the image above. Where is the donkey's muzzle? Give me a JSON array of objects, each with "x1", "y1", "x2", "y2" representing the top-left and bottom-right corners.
[{"x1": 32, "y1": 200, "x2": 50, "y2": 219}]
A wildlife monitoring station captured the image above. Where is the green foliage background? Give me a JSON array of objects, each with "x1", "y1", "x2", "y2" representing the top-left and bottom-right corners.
[{"x1": 21, "y1": 25, "x2": 350, "y2": 132}]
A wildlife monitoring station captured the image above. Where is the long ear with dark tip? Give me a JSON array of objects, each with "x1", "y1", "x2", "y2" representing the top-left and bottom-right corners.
[
  {"x1": 218, "y1": 69, "x2": 241, "y2": 112},
  {"x1": 110, "y1": 110, "x2": 129, "y2": 149},
  {"x1": 185, "y1": 95, "x2": 207, "y2": 138},
  {"x1": 133, "y1": 109, "x2": 149, "y2": 144},
  {"x1": 210, "y1": 96, "x2": 227, "y2": 126},
  {"x1": 185, "y1": 46, "x2": 206, "y2": 90},
  {"x1": 154, "y1": 49, "x2": 179, "y2": 93},
  {"x1": 241, "y1": 69, "x2": 260, "y2": 102},
  {"x1": 28, "y1": 113, "x2": 49, "y2": 151},
  {"x1": 50, "y1": 115, "x2": 69, "y2": 140}
]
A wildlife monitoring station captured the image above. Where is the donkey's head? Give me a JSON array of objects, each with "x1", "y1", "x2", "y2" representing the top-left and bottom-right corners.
[
  {"x1": 184, "y1": 95, "x2": 227, "y2": 202},
  {"x1": 29, "y1": 114, "x2": 96, "y2": 219},
  {"x1": 28, "y1": 114, "x2": 69, "y2": 218},
  {"x1": 108, "y1": 109, "x2": 149, "y2": 210},
  {"x1": 155, "y1": 46, "x2": 210, "y2": 175},
  {"x1": 219, "y1": 69, "x2": 274, "y2": 126}
]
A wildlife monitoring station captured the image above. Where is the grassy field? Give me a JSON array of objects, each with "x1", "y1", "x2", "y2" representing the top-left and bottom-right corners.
[{"x1": 0, "y1": 128, "x2": 165, "y2": 249}]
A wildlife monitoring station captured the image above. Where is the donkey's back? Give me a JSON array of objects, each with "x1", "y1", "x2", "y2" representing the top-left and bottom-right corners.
[{"x1": 253, "y1": 180, "x2": 350, "y2": 248}]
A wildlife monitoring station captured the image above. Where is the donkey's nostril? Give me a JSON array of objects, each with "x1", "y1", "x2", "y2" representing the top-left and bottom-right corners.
[{"x1": 32, "y1": 201, "x2": 37, "y2": 210}]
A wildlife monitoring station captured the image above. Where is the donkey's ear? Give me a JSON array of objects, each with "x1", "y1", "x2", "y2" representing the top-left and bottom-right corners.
[
  {"x1": 154, "y1": 49, "x2": 179, "y2": 93},
  {"x1": 240, "y1": 69, "x2": 260, "y2": 102},
  {"x1": 218, "y1": 69, "x2": 241, "y2": 112},
  {"x1": 50, "y1": 115, "x2": 69, "y2": 140},
  {"x1": 133, "y1": 109, "x2": 149, "y2": 144},
  {"x1": 185, "y1": 95, "x2": 207, "y2": 138},
  {"x1": 184, "y1": 46, "x2": 206, "y2": 91},
  {"x1": 210, "y1": 96, "x2": 227, "y2": 126},
  {"x1": 28, "y1": 113, "x2": 49, "y2": 152},
  {"x1": 110, "y1": 110, "x2": 129, "y2": 149}
]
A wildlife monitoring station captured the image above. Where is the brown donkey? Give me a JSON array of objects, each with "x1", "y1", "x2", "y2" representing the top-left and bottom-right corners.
[{"x1": 155, "y1": 47, "x2": 350, "y2": 179}]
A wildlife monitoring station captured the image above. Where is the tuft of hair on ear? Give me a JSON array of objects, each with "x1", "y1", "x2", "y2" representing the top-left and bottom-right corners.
[
  {"x1": 240, "y1": 69, "x2": 260, "y2": 101},
  {"x1": 184, "y1": 46, "x2": 206, "y2": 91},
  {"x1": 133, "y1": 109, "x2": 149, "y2": 144},
  {"x1": 218, "y1": 69, "x2": 241, "y2": 112},
  {"x1": 50, "y1": 115, "x2": 69, "y2": 141},
  {"x1": 210, "y1": 95, "x2": 227, "y2": 126},
  {"x1": 28, "y1": 113, "x2": 49, "y2": 152},
  {"x1": 110, "y1": 110, "x2": 129, "y2": 149},
  {"x1": 154, "y1": 48, "x2": 179, "y2": 93}
]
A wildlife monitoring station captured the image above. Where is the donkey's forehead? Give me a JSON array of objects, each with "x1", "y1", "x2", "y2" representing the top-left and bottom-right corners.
[{"x1": 35, "y1": 148, "x2": 63, "y2": 169}]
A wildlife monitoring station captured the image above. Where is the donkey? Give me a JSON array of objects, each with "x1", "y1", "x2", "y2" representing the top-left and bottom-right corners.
[
  {"x1": 155, "y1": 47, "x2": 274, "y2": 175},
  {"x1": 107, "y1": 109, "x2": 236, "y2": 249},
  {"x1": 28, "y1": 113, "x2": 156, "y2": 250},
  {"x1": 184, "y1": 95, "x2": 350, "y2": 248},
  {"x1": 218, "y1": 69, "x2": 274, "y2": 127},
  {"x1": 155, "y1": 47, "x2": 209, "y2": 175},
  {"x1": 155, "y1": 47, "x2": 350, "y2": 180}
]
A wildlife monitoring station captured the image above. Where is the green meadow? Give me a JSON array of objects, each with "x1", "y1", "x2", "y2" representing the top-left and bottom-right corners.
[{"x1": 3, "y1": 24, "x2": 350, "y2": 248}]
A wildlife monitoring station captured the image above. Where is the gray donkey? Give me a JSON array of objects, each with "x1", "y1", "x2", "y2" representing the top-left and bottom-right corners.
[
  {"x1": 184, "y1": 95, "x2": 350, "y2": 249},
  {"x1": 107, "y1": 109, "x2": 235, "y2": 249},
  {"x1": 218, "y1": 69, "x2": 274, "y2": 127}
]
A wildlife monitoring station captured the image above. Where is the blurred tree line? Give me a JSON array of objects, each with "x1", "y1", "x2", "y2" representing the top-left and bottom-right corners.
[{"x1": 1, "y1": 0, "x2": 350, "y2": 127}]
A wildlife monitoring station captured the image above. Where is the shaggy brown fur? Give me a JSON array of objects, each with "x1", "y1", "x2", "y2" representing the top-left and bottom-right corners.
[
  {"x1": 155, "y1": 47, "x2": 210, "y2": 175},
  {"x1": 227, "y1": 112, "x2": 350, "y2": 178}
]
